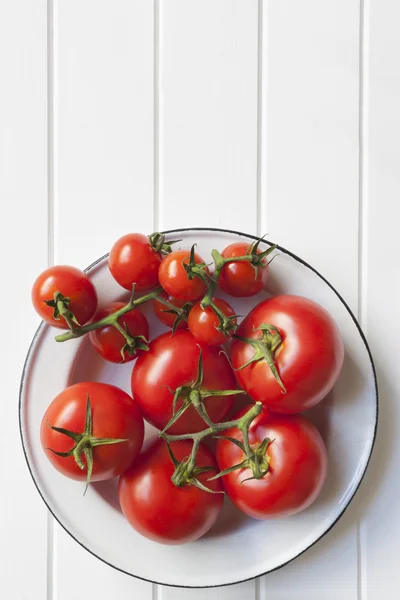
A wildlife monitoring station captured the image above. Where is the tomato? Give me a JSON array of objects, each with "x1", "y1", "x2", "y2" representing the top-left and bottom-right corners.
[
  {"x1": 158, "y1": 249, "x2": 209, "y2": 302},
  {"x1": 89, "y1": 302, "x2": 149, "y2": 363},
  {"x1": 41, "y1": 382, "x2": 144, "y2": 486},
  {"x1": 131, "y1": 330, "x2": 238, "y2": 434},
  {"x1": 231, "y1": 295, "x2": 344, "y2": 413},
  {"x1": 109, "y1": 233, "x2": 162, "y2": 292},
  {"x1": 118, "y1": 438, "x2": 223, "y2": 544},
  {"x1": 153, "y1": 292, "x2": 191, "y2": 331},
  {"x1": 218, "y1": 242, "x2": 269, "y2": 297},
  {"x1": 216, "y1": 407, "x2": 327, "y2": 519},
  {"x1": 188, "y1": 297, "x2": 237, "y2": 346},
  {"x1": 32, "y1": 265, "x2": 98, "y2": 329}
]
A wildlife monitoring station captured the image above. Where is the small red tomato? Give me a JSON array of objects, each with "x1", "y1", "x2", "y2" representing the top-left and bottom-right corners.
[
  {"x1": 118, "y1": 438, "x2": 223, "y2": 544},
  {"x1": 89, "y1": 302, "x2": 149, "y2": 363},
  {"x1": 158, "y1": 249, "x2": 209, "y2": 302},
  {"x1": 216, "y1": 407, "x2": 328, "y2": 519},
  {"x1": 41, "y1": 382, "x2": 144, "y2": 485},
  {"x1": 153, "y1": 292, "x2": 191, "y2": 331},
  {"x1": 109, "y1": 233, "x2": 162, "y2": 292},
  {"x1": 188, "y1": 297, "x2": 237, "y2": 346},
  {"x1": 231, "y1": 295, "x2": 344, "y2": 413},
  {"x1": 219, "y1": 242, "x2": 269, "y2": 297},
  {"x1": 32, "y1": 265, "x2": 98, "y2": 329},
  {"x1": 131, "y1": 330, "x2": 237, "y2": 434}
]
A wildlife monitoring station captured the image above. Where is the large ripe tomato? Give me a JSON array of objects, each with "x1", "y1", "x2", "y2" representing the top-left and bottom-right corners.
[
  {"x1": 153, "y1": 292, "x2": 191, "y2": 331},
  {"x1": 41, "y1": 382, "x2": 144, "y2": 485},
  {"x1": 218, "y1": 242, "x2": 269, "y2": 297},
  {"x1": 118, "y1": 438, "x2": 223, "y2": 544},
  {"x1": 231, "y1": 295, "x2": 344, "y2": 413},
  {"x1": 89, "y1": 302, "x2": 149, "y2": 363},
  {"x1": 188, "y1": 297, "x2": 237, "y2": 346},
  {"x1": 216, "y1": 407, "x2": 328, "y2": 519},
  {"x1": 131, "y1": 330, "x2": 237, "y2": 434},
  {"x1": 109, "y1": 233, "x2": 162, "y2": 292},
  {"x1": 158, "y1": 249, "x2": 209, "y2": 302},
  {"x1": 32, "y1": 265, "x2": 98, "y2": 329}
]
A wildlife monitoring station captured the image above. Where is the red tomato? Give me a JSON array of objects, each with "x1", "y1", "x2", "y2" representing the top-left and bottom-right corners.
[
  {"x1": 216, "y1": 407, "x2": 328, "y2": 519},
  {"x1": 41, "y1": 382, "x2": 144, "y2": 484},
  {"x1": 32, "y1": 265, "x2": 98, "y2": 329},
  {"x1": 89, "y1": 302, "x2": 149, "y2": 363},
  {"x1": 231, "y1": 295, "x2": 344, "y2": 413},
  {"x1": 109, "y1": 233, "x2": 162, "y2": 292},
  {"x1": 158, "y1": 249, "x2": 209, "y2": 302},
  {"x1": 131, "y1": 330, "x2": 237, "y2": 434},
  {"x1": 218, "y1": 242, "x2": 269, "y2": 297},
  {"x1": 118, "y1": 438, "x2": 223, "y2": 544},
  {"x1": 153, "y1": 292, "x2": 190, "y2": 331},
  {"x1": 188, "y1": 297, "x2": 237, "y2": 346}
]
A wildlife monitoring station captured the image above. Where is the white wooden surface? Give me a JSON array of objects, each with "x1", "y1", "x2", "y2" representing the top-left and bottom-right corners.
[{"x1": 1, "y1": 0, "x2": 397, "y2": 597}]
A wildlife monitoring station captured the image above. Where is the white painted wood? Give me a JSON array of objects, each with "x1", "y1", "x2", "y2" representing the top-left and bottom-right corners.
[
  {"x1": 259, "y1": 1, "x2": 361, "y2": 598},
  {"x1": 264, "y1": 0, "x2": 360, "y2": 315},
  {"x1": 53, "y1": 1, "x2": 154, "y2": 598},
  {"x1": 54, "y1": 0, "x2": 155, "y2": 268},
  {"x1": 159, "y1": 1, "x2": 258, "y2": 596},
  {"x1": 159, "y1": 0, "x2": 259, "y2": 234},
  {"x1": 0, "y1": 1, "x2": 48, "y2": 598},
  {"x1": 360, "y1": 1, "x2": 400, "y2": 598}
]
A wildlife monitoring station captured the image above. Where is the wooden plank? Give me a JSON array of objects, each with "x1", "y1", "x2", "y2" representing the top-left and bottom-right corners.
[
  {"x1": 264, "y1": 0, "x2": 360, "y2": 315},
  {"x1": 159, "y1": 1, "x2": 259, "y2": 597},
  {"x1": 360, "y1": 0, "x2": 400, "y2": 597},
  {"x1": 0, "y1": 1, "x2": 48, "y2": 598},
  {"x1": 259, "y1": 1, "x2": 360, "y2": 597},
  {"x1": 159, "y1": 0, "x2": 259, "y2": 234},
  {"x1": 54, "y1": 1, "x2": 154, "y2": 598},
  {"x1": 54, "y1": 0, "x2": 155, "y2": 267}
]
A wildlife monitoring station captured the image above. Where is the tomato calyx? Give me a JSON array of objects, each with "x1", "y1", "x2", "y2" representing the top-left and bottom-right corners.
[
  {"x1": 45, "y1": 395, "x2": 128, "y2": 494},
  {"x1": 148, "y1": 232, "x2": 182, "y2": 255},
  {"x1": 156, "y1": 298, "x2": 193, "y2": 335},
  {"x1": 166, "y1": 442, "x2": 219, "y2": 493},
  {"x1": 161, "y1": 348, "x2": 245, "y2": 433},
  {"x1": 233, "y1": 323, "x2": 287, "y2": 392},
  {"x1": 182, "y1": 244, "x2": 212, "y2": 285},
  {"x1": 54, "y1": 285, "x2": 162, "y2": 343},
  {"x1": 161, "y1": 402, "x2": 264, "y2": 491},
  {"x1": 44, "y1": 291, "x2": 80, "y2": 330},
  {"x1": 112, "y1": 319, "x2": 149, "y2": 361},
  {"x1": 210, "y1": 436, "x2": 272, "y2": 483}
]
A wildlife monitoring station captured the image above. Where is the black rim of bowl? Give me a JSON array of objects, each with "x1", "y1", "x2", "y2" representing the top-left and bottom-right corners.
[{"x1": 19, "y1": 227, "x2": 379, "y2": 589}]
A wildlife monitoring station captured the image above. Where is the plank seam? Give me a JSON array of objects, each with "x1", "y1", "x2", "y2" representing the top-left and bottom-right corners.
[
  {"x1": 153, "y1": 0, "x2": 160, "y2": 232},
  {"x1": 357, "y1": 1, "x2": 370, "y2": 599},
  {"x1": 153, "y1": 0, "x2": 161, "y2": 593},
  {"x1": 46, "y1": 1, "x2": 56, "y2": 599},
  {"x1": 256, "y1": 0, "x2": 264, "y2": 238}
]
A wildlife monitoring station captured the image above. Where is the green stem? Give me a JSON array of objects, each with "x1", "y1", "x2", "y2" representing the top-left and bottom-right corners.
[{"x1": 55, "y1": 287, "x2": 163, "y2": 343}]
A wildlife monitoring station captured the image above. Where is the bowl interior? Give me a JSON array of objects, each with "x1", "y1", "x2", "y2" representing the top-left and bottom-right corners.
[{"x1": 20, "y1": 229, "x2": 377, "y2": 587}]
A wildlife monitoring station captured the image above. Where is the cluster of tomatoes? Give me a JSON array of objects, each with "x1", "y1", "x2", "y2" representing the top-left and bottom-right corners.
[{"x1": 32, "y1": 232, "x2": 344, "y2": 545}]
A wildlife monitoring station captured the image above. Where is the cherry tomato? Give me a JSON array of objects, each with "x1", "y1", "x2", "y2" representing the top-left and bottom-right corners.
[
  {"x1": 216, "y1": 407, "x2": 327, "y2": 519},
  {"x1": 153, "y1": 292, "x2": 191, "y2": 331},
  {"x1": 109, "y1": 233, "x2": 162, "y2": 292},
  {"x1": 231, "y1": 295, "x2": 344, "y2": 413},
  {"x1": 89, "y1": 302, "x2": 149, "y2": 363},
  {"x1": 118, "y1": 438, "x2": 223, "y2": 544},
  {"x1": 158, "y1": 249, "x2": 209, "y2": 302},
  {"x1": 131, "y1": 330, "x2": 237, "y2": 434},
  {"x1": 32, "y1": 265, "x2": 98, "y2": 329},
  {"x1": 188, "y1": 297, "x2": 237, "y2": 346},
  {"x1": 41, "y1": 382, "x2": 144, "y2": 484},
  {"x1": 218, "y1": 242, "x2": 269, "y2": 297}
]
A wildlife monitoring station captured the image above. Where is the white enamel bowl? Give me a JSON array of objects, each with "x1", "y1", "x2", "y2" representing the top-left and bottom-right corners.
[{"x1": 20, "y1": 228, "x2": 378, "y2": 588}]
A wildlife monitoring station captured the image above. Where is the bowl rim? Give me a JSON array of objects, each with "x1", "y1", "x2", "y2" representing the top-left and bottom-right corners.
[{"x1": 19, "y1": 226, "x2": 379, "y2": 589}]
